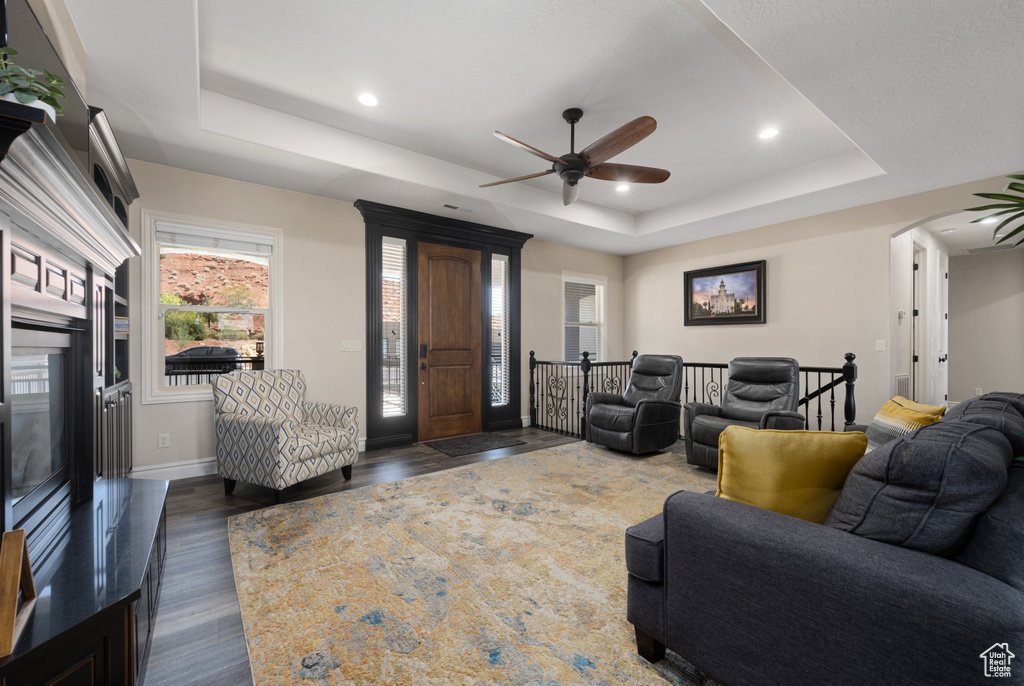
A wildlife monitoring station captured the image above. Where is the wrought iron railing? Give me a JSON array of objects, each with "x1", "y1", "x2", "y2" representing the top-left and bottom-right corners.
[
  {"x1": 163, "y1": 356, "x2": 265, "y2": 386},
  {"x1": 529, "y1": 351, "x2": 858, "y2": 439}
]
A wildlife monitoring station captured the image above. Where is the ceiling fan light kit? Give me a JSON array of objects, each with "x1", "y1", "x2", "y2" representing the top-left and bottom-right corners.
[{"x1": 482, "y1": 107, "x2": 670, "y2": 205}]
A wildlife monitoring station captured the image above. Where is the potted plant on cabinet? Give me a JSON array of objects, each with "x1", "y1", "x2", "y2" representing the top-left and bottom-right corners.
[{"x1": 0, "y1": 47, "x2": 64, "y2": 120}]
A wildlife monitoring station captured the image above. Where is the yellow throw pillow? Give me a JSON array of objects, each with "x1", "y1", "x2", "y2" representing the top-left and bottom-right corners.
[
  {"x1": 716, "y1": 426, "x2": 869, "y2": 524},
  {"x1": 892, "y1": 395, "x2": 946, "y2": 418},
  {"x1": 865, "y1": 397, "x2": 944, "y2": 451}
]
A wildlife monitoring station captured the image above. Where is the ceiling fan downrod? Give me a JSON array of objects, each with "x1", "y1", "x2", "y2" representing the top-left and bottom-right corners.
[{"x1": 562, "y1": 108, "x2": 583, "y2": 154}]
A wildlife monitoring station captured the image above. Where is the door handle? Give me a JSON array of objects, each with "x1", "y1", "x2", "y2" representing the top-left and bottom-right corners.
[{"x1": 420, "y1": 362, "x2": 427, "y2": 370}]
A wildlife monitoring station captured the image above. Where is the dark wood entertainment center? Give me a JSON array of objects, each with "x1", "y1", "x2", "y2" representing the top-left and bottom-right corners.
[{"x1": 0, "y1": 2, "x2": 164, "y2": 683}]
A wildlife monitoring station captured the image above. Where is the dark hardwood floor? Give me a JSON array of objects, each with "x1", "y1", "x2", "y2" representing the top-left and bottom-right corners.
[{"x1": 143, "y1": 427, "x2": 579, "y2": 686}]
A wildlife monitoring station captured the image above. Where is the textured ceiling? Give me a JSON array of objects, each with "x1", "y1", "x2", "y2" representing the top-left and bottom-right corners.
[{"x1": 63, "y1": 0, "x2": 1023, "y2": 254}]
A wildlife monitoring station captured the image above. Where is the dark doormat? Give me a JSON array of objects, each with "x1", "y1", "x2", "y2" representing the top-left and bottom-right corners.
[{"x1": 425, "y1": 433, "x2": 527, "y2": 457}]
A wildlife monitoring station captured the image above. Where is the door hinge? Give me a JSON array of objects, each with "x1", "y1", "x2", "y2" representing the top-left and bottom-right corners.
[
  {"x1": 913, "y1": 263, "x2": 919, "y2": 271},
  {"x1": 944, "y1": 313, "x2": 947, "y2": 319},
  {"x1": 913, "y1": 309, "x2": 919, "y2": 317},
  {"x1": 913, "y1": 355, "x2": 919, "y2": 362}
]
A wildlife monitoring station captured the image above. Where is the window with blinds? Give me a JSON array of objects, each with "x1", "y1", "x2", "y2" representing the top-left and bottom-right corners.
[
  {"x1": 491, "y1": 255, "x2": 510, "y2": 406},
  {"x1": 156, "y1": 221, "x2": 273, "y2": 388},
  {"x1": 382, "y1": 237, "x2": 407, "y2": 416},
  {"x1": 564, "y1": 275, "x2": 606, "y2": 362}
]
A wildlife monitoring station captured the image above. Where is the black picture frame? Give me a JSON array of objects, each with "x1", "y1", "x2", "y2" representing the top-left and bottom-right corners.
[{"x1": 684, "y1": 260, "x2": 766, "y2": 326}]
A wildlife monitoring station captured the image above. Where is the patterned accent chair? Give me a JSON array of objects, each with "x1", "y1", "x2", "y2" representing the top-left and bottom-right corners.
[{"x1": 212, "y1": 369, "x2": 358, "y2": 503}]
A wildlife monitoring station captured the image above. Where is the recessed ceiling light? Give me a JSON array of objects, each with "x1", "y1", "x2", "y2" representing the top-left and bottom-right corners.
[
  {"x1": 939, "y1": 228, "x2": 956, "y2": 234},
  {"x1": 358, "y1": 92, "x2": 379, "y2": 107},
  {"x1": 758, "y1": 128, "x2": 779, "y2": 139},
  {"x1": 981, "y1": 217, "x2": 998, "y2": 224},
  {"x1": 616, "y1": 184, "x2": 630, "y2": 192}
]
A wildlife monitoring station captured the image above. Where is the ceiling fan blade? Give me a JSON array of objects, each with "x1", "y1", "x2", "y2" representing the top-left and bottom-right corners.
[
  {"x1": 493, "y1": 131, "x2": 564, "y2": 165},
  {"x1": 587, "y1": 163, "x2": 671, "y2": 184},
  {"x1": 579, "y1": 116, "x2": 657, "y2": 167},
  {"x1": 562, "y1": 180, "x2": 581, "y2": 206},
  {"x1": 479, "y1": 169, "x2": 555, "y2": 188}
]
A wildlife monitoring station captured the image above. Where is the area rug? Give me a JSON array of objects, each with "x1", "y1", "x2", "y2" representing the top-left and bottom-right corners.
[
  {"x1": 424, "y1": 432, "x2": 528, "y2": 457},
  {"x1": 229, "y1": 442, "x2": 720, "y2": 685}
]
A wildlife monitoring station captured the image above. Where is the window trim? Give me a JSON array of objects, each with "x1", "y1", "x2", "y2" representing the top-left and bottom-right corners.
[
  {"x1": 140, "y1": 209, "x2": 284, "y2": 405},
  {"x1": 562, "y1": 271, "x2": 607, "y2": 363}
]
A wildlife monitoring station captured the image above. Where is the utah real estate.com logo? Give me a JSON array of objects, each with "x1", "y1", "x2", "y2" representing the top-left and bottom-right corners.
[{"x1": 980, "y1": 643, "x2": 1014, "y2": 678}]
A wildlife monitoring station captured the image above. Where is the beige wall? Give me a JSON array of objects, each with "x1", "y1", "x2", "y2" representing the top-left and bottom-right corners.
[
  {"x1": 623, "y1": 175, "x2": 1010, "y2": 422},
  {"x1": 127, "y1": 159, "x2": 365, "y2": 472},
  {"x1": 949, "y1": 248, "x2": 1024, "y2": 402},
  {"x1": 520, "y1": 239, "x2": 625, "y2": 418}
]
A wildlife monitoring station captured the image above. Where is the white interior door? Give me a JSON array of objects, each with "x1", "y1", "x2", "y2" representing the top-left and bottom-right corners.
[{"x1": 937, "y1": 252, "x2": 949, "y2": 404}]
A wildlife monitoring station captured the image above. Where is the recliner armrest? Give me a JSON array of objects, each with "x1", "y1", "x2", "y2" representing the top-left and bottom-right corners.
[
  {"x1": 634, "y1": 398, "x2": 682, "y2": 425},
  {"x1": 660, "y1": 490, "x2": 1024, "y2": 685},
  {"x1": 587, "y1": 392, "x2": 626, "y2": 408},
  {"x1": 682, "y1": 402, "x2": 721, "y2": 419},
  {"x1": 759, "y1": 410, "x2": 804, "y2": 430}
]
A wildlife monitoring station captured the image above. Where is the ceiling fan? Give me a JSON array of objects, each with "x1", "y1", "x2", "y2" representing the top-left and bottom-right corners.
[{"x1": 480, "y1": 108, "x2": 671, "y2": 205}]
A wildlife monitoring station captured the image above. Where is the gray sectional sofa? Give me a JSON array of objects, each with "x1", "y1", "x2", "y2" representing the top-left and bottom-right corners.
[{"x1": 625, "y1": 392, "x2": 1024, "y2": 685}]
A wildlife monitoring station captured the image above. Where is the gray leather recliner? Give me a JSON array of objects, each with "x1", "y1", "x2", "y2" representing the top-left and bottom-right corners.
[
  {"x1": 585, "y1": 354, "x2": 683, "y2": 455},
  {"x1": 683, "y1": 357, "x2": 803, "y2": 469}
]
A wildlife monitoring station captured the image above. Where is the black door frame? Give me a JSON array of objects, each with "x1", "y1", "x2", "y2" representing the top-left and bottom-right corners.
[{"x1": 358, "y1": 201, "x2": 532, "y2": 450}]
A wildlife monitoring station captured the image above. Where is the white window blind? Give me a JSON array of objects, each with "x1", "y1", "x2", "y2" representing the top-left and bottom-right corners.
[
  {"x1": 491, "y1": 255, "x2": 510, "y2": 406},
  {"x1": 382, "y1": 237, "x2": 407, "y2": 417},
  {"x1": 564, "y1": 277, "x2": 605, "y2": 362},
  {"x1": 156, "y1": 221, "x2": 273, "y2": 256}
]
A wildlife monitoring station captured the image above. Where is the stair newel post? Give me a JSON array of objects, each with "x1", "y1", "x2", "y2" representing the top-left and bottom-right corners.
[
  {"x1": 842, "y1": 352, "x2": 857, "y2": 429},
  {"x1": 529, "y1": 351, "x2": 537, "y2": 428},
  {"x1": 580, "y1": 351, "x2": 592, "y2": 438}
]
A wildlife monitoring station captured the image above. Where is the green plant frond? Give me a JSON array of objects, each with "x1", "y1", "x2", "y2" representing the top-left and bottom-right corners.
[
  {"x1": 965, "y1": 203, "x2": 1019, "y2": 213},
  {"x1": 1005, "y1": 182, "x2": 1024, "y2": 194},
  {"x1": 0, "y1": 48, "x2": 18, "y2": 56},
  {"x1": 1006, "y1": 174, "x2": 1024, "y2": 181},
  {"x1": 0, "y1": 83, "x2": 13, "y2": 96},
  {"x1": 13, "y1": 91, "x2": 37, "y2": 104},
  {"x1": 995, "y1": 223, "x2": 1024, "y2": 245},
  {"x1": 992, "y1": 210, "x2": 1024, "y2": 234},
  {"x1": 969, "y1": 207, "x2": 1022, "y2": 222},
  {"x1": 973, "y1": 192, "x2": 1024, "y2": 203}
]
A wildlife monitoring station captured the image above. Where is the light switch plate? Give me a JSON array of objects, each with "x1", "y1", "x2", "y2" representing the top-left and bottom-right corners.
[{"x1": 875, "y1": 339, "x2": 886, "y2": 352}]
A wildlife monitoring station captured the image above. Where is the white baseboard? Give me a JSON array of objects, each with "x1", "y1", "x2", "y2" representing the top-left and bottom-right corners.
[
  {"x1": 132, "y1": 456, "x2": 218, "y2": 481},
  {"x1": 132, "y1": 438, "x2": 368, "y2": 481},
  {"x1": 522, "y1": 416, "x2": 530, "y2": 428}
]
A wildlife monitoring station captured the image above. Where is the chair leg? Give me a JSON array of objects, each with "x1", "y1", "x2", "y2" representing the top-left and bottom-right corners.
[
  {"x1": 341, "y1": 464, "x2": 353, "y2": 481},
  {"x1": 224, "y1": 478, "x2": 236, "y2": 495},
  {"x1": 634, "y1": 626, "x2": 665, "y2": 663},
  {"x1": 274, "y1": 489, "x2": 282, "y2": 505}
]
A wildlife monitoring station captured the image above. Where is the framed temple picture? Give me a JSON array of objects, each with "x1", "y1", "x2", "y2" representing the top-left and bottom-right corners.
[{"x1": 683, "y1": 260, "x2": 766, "y2": 326}]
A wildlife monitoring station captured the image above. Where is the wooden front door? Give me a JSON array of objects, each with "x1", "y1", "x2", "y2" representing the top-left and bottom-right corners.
[{"x1": 417, "y1": 242, "x2": 482, "y2": 440}]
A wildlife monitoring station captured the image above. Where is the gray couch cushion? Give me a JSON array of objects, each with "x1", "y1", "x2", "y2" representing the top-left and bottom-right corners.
[
  {"x1": 944, "y1": 394, "x2": 1024, "y2": 455},
  {"x1": 625, "y1": 513, "x2": 664, "y2": 583},
  {"x1": 825, "y1": 421, "x2": 1011, "y2": 556},
  {"x1": 956, "y1": 463, "x2": 1024, "y2": 592}
]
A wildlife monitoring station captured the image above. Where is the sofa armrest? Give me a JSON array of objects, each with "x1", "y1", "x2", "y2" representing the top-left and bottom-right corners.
[
  {"x1": 759, "y1": 410, "x2": 804, "y2": 430},
  {"x1": 660, "y1": 490, "x2": 1024, "y2": 686},
  {"x1": 303, "y1": 401, "x2": 359, "y2": 438}
]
